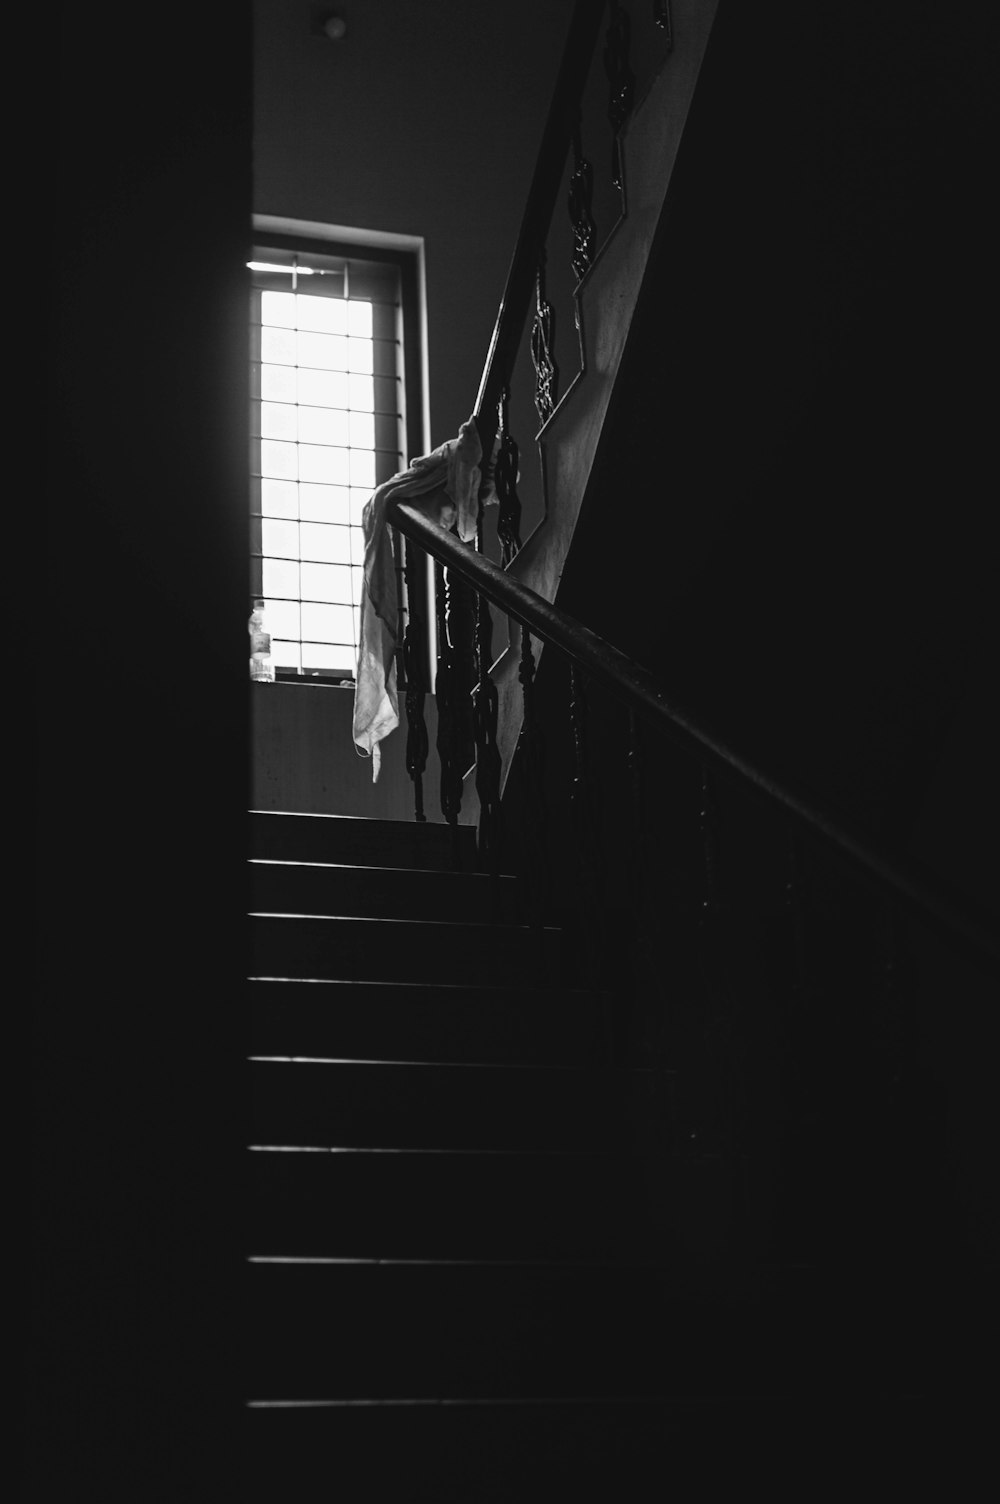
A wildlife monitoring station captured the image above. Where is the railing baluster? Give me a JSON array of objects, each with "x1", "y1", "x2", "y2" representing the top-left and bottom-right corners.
[
  {"x1": 569, "y1": 662, "x2": 605, "y2": 913},
  {"x1": 401, "y1": 536, "x2": 429, "y2": 822},
  {"x1": 627, "y1": 706, "x2": 647, "y2": 908},
  {"x1": 434, "y1": 559, "x2": 476, "y2": 861},
  {"x1": 700, "y1": 762, "x2": 720, "y2": 946},
  {"x1": 782, "y1": 825, "x2": 813, "y2": 1164},
  {"x1": 517, "y1": 627, "x2": 548, "y2": 917},
  {"x1": 495, "y1": 388, "x2": 523, "y2": 569},
  {"x1": 604, "y1": 0, "x2": 636, "y2": 192},
  {"x1": 653, "y1": 0, "x2": 674, "y2": 48},
  {"x1": 530, "y1": 250, "x2": 558, "y2": 428},
  {"x1": 433, "y1": 561, "x2": 460, "y2": 833},
  {"x1": 568, "y1": 117, "x2": 597, "y2": 283},
  {"x1": 473, "y1": 514, "x2": 502, "y2": 874},
  {"x1": 878, "y1": 906, "x2": 904, "y2": 1120},
  {"x1": 569, "y1": 662, "x2": 612, "y2": 1051}
]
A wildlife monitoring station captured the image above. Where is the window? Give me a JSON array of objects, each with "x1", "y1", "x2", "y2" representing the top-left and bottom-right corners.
[{"x1": 249, "y1": 231, "x2": 423, "y2": 679}]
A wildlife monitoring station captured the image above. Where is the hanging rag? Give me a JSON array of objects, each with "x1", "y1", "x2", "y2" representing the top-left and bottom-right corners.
[{"x1": 352, "y1": 418, "x2": 497, "y2": 780}]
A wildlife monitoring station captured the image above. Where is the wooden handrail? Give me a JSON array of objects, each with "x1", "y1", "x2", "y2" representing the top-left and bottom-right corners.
[
  {"x1": 391, "y1": 498, "x2": 999, "y2": 968},
  {"x1": 472, "y1": 0, "x2": 607, "y2": 461}
]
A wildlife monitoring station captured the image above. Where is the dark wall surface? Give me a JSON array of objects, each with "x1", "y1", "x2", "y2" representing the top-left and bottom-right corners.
[
  {"x1": 552, "y1": 0, "x2": 999, "y2": 908},
  {"x1": 253, "y1": 0, "x2": 571, "y2": 460},
  {"x1": 31, "y1": 4, "x2": 251, "y2": 1496}
]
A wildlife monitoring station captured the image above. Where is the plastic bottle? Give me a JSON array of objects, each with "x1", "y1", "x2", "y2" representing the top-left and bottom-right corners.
[{"x1": 249, "y1": 599, "x2": 275, "y2": 682}]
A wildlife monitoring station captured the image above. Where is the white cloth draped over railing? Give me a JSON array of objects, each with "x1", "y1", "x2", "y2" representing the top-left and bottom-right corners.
[{"x1": 352, "y1": 418, "x2": 497, "y2": 781}]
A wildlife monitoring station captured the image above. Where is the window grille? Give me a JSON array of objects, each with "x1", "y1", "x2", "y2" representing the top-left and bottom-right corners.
[{"x1": 249, "y1": 241, "x2": 408, "y2": 679}]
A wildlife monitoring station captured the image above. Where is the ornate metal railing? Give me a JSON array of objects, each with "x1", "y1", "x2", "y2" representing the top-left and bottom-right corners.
[
  {"x1": 389, "y1": 0, "x2": 996, "y2": 956},
  {"x1": 384, "y1": 0, "x2": 996, "y2": 1268},
  {"x1": 392, "y1": 492, "x2": 997, "y2": 1267},
  {"x1": 390, "y1": 499, "x2": 998, "y2": 970}
]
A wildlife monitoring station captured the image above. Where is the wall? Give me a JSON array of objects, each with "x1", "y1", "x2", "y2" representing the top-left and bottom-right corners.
[
  {"x1": 253, "y1": 0, "x2": 571, "y2": 458},
  {"x1": 252, "y1": 0, "x2": 574, "y2": 817},
  {"x1": 545, "y1": 0, "x2": 999, "y2": 910},
  {"x1": 251, "y1": 680, "x2": 477, "y2": 823},
  {"x1": 31, "y1": 3, "x2": 250, "y2": 1494}
]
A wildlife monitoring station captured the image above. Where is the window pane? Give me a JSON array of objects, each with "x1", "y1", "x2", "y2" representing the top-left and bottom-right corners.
[
  {"x1": 298, "y1": 331, "x2": 349, "y2": 371},
  {"x1": 350, "y1": 449, "x2": 376, "y2": 488},
  {"x1": 347, "y1": 300, "x2": 373, "y2": 337},
  {"x1": 348, "y1": 374, "x2": 375, "y2": 411},
  {"x1": 303, "y1": 559, "x2": 350, "y2": 604},
  {"x1": 347, "y1": 337, "x2": 373, "y2": 374},
  {"x1": 261, "y1": 439, "x2": 297, "y2": 480},
  {"x1": 299, "y1": 483, "x2": 349, "y2": 525},
  {"x1": 301, "y1": 562, "x2": 354, "y2": 604},
  {"x1": 252, "y1": 255, "x2": 403, "y2": 669},
  {"x1": 260, "y1": 401, "x2": 298, "y2": 441},
  {"x1": 299, "y1": 368, "x2": 349, "y2": 408},
  {"x1": 302, "y1": 602, "x2": 355, "y2": 643},
  {"x1": 349, "y1": 411, "x2": 375, "y2": 449},
  {"x1": 265, "y1": 599, "x2": 300, "y2": 640},
  {"x1": 302, "y1": 642, "x2": 356, "y2": 673},
  {"x1": 272, "y1": 640, "x2": 302, "y2": 670},
  {"x1": 296, "y1": 294, "x2": 347, "y2": 334},
  {"x1": 261, "y1": 326, "x2": 296, "y2": 365},
  {"x1": 300, "y1": 523, "x2": 352, "y2": 566},
  {"x1": 261, "y1": 479, "x2": 299, "y2": 518},
  {"x1": 298, "y1": 406, "x2": 349, "y2": 446},
  {"x1": 299, "y1": 444, "x2": 350, "y2": 485},
  {"x1": 261, "y1": 290, "x2": 297, "y2": 328},
  {"x1": 262, "y1": 518, "x2": 299, "y2": 558},
  {"x1": 261, "y1": 363, "x2": 297, "y2": 402},
  {"x1": 263, "y1": 557, "x2": 300, "y2": 598}
]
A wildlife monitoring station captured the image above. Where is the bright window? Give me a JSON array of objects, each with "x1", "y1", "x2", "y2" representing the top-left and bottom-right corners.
[{"x1": 249, "y1": 242, "x2": 410, "y2": 678}]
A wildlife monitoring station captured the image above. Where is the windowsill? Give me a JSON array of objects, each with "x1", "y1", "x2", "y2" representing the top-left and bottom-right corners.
[{"x1": 251, "y1": 675, "x2": 356, "y2": 689}]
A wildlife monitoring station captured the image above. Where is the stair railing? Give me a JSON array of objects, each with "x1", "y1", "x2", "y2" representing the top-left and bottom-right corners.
[
  {"x1": 392, "y1": 494, "x2": 997, "y2": 1267},
  {"x1": 391, "y1": 0, "x2": 996, "y2": 963},
  {"x1": 391, "y1": 498, "x2": 999, "y2": 970},
  {"x1": 388, "y1": 0, "x2": 996, "y2": 1274},
  {"x1": 401, "y1": 0, "x2": 675, "y2": 850}
]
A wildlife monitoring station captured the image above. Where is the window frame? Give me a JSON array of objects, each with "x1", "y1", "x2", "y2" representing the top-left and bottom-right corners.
[{"x1": 249, "y1": 225, "x2": 427, "y2": 685}]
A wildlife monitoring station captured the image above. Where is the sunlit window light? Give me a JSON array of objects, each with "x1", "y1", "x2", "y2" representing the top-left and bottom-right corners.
[{"x1": 250, "y1": 250, "x2": 404, "y2": 680}]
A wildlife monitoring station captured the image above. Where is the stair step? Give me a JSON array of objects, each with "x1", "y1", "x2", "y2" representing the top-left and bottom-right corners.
[
  {"x1": 244, "y1": 1146, "x2": 660, "y2": 1262},
  {"x1": 246, "y1": 977, "x2": 607, "y2": 1067},
  {"x1": 241, "y1": 1392, "x2": 956, "y2": 1499},
  {"x1": 249, "y1": 810, "x2": 477, "y2": 871},
  {"x1": 247, "y1": 1058, "x2": 656, "y2": 1152},
  {"x1": 249, "y1": 913, "x2": 565, "y2": 986},
  {"x1": 240, "y1": 1258, "x2": 932, "y2": 1402},
  {"x1": 249, "y1": 859, "x2": 523, "y2": 923}
]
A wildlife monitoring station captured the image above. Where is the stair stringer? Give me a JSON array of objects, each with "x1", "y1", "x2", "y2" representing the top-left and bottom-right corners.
[{"x1": 489, "y1": 0, "x2": 720, "y2": 793}]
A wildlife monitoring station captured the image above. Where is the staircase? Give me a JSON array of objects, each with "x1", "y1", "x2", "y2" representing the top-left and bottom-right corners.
[
  {"x1": 242, "y1": 810, "x2": 991, "y2": 1497},
  {"x1": 239, "y1": 6, "x2": 996, "y2": 1491}
]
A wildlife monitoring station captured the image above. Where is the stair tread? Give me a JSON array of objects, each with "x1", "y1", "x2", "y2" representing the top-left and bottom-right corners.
[
  {"x1": 246, "y1": 976, "x2": 612, "y2": 1065},
  {"x1": 240, "y1": 1392, "x2": 964, "y2": 1500},
  {"x1": 247, "y1": 1057, "x2": 657, "y2": 1151},
  {"x1": 241, "y1": 1258, "x2": 965, "y2": 1402},
  {"x1": 250, "y1": 912, "x2": 566, "y2": 985},
  {"x1": 244, "y1": 1144, "x2": 663, "y2": 1261},
  {"x1": 249, "y1": 810, "x2": 479, "y2": 873},
  {"x1": 249, "y1": 911, "x2": 553, "y2": 931},
  {"x1": 249, "y1": 859, "x2": 524, "y2": 922}
]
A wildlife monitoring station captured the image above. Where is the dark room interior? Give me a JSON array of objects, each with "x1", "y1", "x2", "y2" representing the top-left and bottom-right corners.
[{"x1": 33, "y1": 1, "x2": 998, "y2": 1497}]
